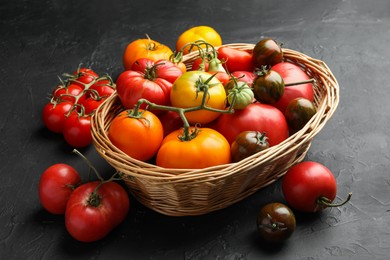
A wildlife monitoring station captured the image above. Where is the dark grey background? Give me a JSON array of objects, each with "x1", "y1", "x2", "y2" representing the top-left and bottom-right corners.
[{"x1": 1, "y1": 0, "x2": 389, "y2": 259}]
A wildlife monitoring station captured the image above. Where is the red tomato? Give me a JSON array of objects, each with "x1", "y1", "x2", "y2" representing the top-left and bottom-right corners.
[
  {"x1": 230, "y1": 71, "x2": 256, "y2": 85},
  {"x1": 52, "y1": 84, "x2": 85, "y2": 104},
  {"x1": 217, "y1": 46, "x2": 254, "y2": 72},
  {"x1": 158, "y1": 111, "x2": 183, "y2": 137},
  {"x1": 62, "y1": 112, "x2": 92, "y2": 148},
  {"x1": 65, "y1": 181, "x2": 130, "y2": 242},
  {"x1": 215, "y1": 103, "x2": 289, "y2": 146},
  {"x1": 116, "y1": 59, "x2": 183, "y2": 110},
  {"x1": 156, "y1": 127, "x2": 231, "y2": 169},
  {"x1": 107, "y1": 110, "x2": 164, "y2": 161},
  {"x1": 42, "y1": 101, "x2": 73, "y2": 133},
  {"x1": 72, "y1": 68, "x2": 99, "y2": 88},
  {"x1": 191, "y1": 57, "x2": 209, "y2": 71},
  {"x1": 282, "y1": 161, "x2": 338, "y2": 212},
  {"x1": 39, "y1": 164, "x2": 81, "y2": 215},
  {"x1": 271, "y1": 62, "x2": 314, "y2": 112},
  {"x1": 82, "y1": 97, "x2": 106, "y2": 114},
  {"x1": 88, "y1": 79, "x2": 115, "y2": 98}
]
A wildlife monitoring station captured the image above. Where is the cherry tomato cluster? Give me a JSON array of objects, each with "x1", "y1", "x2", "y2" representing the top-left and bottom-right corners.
[
  {"x1": 42, "y1": 67, "x2": 116, "y2": 148},
  {"x1": 38, "y1": 151, "x2": 130, "y2": 242}
]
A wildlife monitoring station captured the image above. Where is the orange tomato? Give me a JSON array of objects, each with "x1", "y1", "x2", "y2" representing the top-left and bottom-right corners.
[
  {"x1": 156, "y1": 127, "x2": 231, "y2": 169},
  {"x1": 123, "y1": 38, "x2": 173, "y2": 70},
  {"x1": 176, "y1": 26, "x2": 222, "y2": 54},
  {"x1": 170, "y1": 71, "x2": 227, "y2": 125},
  {"x1": 107, "y1": 110, "x2": 163, "y2": 161}
]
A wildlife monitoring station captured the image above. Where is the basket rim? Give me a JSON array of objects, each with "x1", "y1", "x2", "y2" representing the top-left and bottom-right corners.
[{"x1": 91, "y1": 43, "x2": 339, "y2": 182}]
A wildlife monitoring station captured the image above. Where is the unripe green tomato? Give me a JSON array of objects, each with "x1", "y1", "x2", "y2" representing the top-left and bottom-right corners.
[{"x1": 227, "y1": 81, "x2": 254, "y2": 110}]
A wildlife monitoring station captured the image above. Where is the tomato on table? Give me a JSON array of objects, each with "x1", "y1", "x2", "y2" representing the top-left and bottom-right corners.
[
  {"x1": 42, "y1": 101, "x2": 73, "y2": 133},
  {"x1": 156, "y1": 127, "x2": 231, "y2": 169},
  {"x1": 62, "y1": 111, "x2": 92, "y2": 148},
  {"x1": 282, "y1": 161, "x2": 351, "y2": 212},
  {"x1": 38, "y1": 164, "x2": 81, "y2": 215},
  {"x1": 65, "y1": 181, "x2": 129, "y2": 242}
]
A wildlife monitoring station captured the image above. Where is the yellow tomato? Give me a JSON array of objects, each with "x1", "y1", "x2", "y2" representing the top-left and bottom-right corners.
[
  {"x1": 123, "y1": 38, "x2": 173, "y2": 70},
  {"x1": 176, "y1": 26, "x2": 222, "y2": 54},
  {"x1": 170, "y1": 71, "x2": 226, "y2": 124}
]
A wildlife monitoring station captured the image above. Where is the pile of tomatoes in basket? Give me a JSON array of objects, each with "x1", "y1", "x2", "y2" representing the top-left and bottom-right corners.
[
  {"x1": 109, "y1": 27, "x2": 317, "y2": 169},
  {"x1": 38, "y1": 25, "x2": 351, "y2": 244}
]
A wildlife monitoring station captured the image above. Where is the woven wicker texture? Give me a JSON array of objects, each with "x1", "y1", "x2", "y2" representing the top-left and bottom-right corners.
[{"x1": 91, "y1": 43, "x2": 339, "y2": 216}]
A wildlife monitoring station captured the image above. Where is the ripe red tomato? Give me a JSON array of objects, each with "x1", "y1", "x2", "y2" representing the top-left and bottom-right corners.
[
  {"x1": 72, "y1": 68, "x2": 99, "y2": 88},
  {"x1": 42, "y1": 101, "x2": 73, "y2": 133},
  {"x1": 230, "y1": 71, "x2": 256, "y2": 86},
  {"x1": 107, "y1": 110, "x2": 164, "y2": 161},
  {"x1": 39, "y1": 164, "x2": 81, "y2": 215},
  {"x1": 215, "y1": 103, "x2": 289, "y2": 146},
  {"x1": 156, "y1": 127, "x2": 231, "y2": 169},
  {"x1": 282, "y1": 161, "x2": 338, "y2": 212},
  {"x1": 191, "y1": 57, "x2": 209, "y2": 71},
  {"x1": 271, "y1": 62, "x2": 314, "y2": 112},
  {"x1": 88, "y1": 79, "x2": 115, "y2": 98},
  {"x1": 62, "y1": 112, "x2": 92, "y2": 148},
  {"x1": 65, "y1": 181, "x2": 130, "y2": 242},
  {"x1": 116, "y1": 59, "x2": 183, "y2": 110},
  {"x1": 217, "y1": 46, "x2": 254, "y2": 72},
  {"x1": 82, "y1": 97, "x2": 106, "y2": 114},
  {"x1": 52, "y1": 84, "x2": 85, "y2": 104}
]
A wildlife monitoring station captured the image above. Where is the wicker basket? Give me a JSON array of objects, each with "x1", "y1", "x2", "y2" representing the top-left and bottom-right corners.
[{"x1": 91, "y1": 43, "x2": 339, "y2": 216}]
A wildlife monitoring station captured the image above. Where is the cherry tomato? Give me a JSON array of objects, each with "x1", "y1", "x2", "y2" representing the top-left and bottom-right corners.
[
  {"x1": 215, "y1": 103, "x2": 289, "y2": 146},
  {"x1": 156, "y1": 127, "x2": 231, "y2": 169},
  {"x1": 170, "y1": 71, "x2": 226, "y2": 124},
  {"x1": 284, "y1": 97, "x2": 317, "y2": 133},
  {"x1": 231, "y1": 131, "x2": 269, "y2": 162},
  {"x1": 39, "y1": 164, "x2": 81, "y2": 215},
  {"x1": 252, "y1": 38, "x2": 283, "y2": 67},
  {"x1": 107, "y1": 110, "x2": 163, "y2": 161},
  {"x1": 88, "y1": 79, "x2": 115, "y2": 98},
  {"x1": 82, "y1": 97, "x2": 106, "y2": 115},
  {"x1": 271, "y1": 62, "x2": 314, "y2": 112},
  {"x1": 65, "y1": 181, "x2": 130, "y2": 242},
  {"x1": 62, "y1": 112, "x2": 92, "y2": 148},
  {"x1": 282, "y1": 161, "x2": 346, "y2": 213},
  {"x1": 191, "y1": 57, "x2": 209, "y2": 71},
  {"x1": 256, "y1": 202, "x2": 296, "y2": 243},
  {"x1": 72, "y1": 68, "x2": 99, "y2": 88},
  {"x1": 52, "y1": 84, "x2": 85, "y2": 104},
  {"x1": 42, "y1": 101, "x2": 73, "y2": 133},
  {"x1": 116, "y1": 58, "x2": 183, "y2": 110},
  {"x1": 217, "y1": 46, "x2": 254, "y2": 72},
  {"x1": 123, "y1": 38, "x2": 173, "y2": 70},
  {"x1": 253, "y1": 67, "x2": 284, "y2": 104},
  {"x1": 176, "y1": 26, "x2": 222, "y2": 54}
]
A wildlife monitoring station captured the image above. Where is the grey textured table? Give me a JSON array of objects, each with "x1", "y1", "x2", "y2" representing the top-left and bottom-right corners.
[{"x1": 1, "y1": 0, "x2": 389, "y2": 259}]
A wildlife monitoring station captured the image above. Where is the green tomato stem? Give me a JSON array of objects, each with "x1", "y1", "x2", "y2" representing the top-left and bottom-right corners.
[
  {"x1": 284, "y1": 78, "x2": 315, "y2": 87},
  {"x1": 317, "y1": 192, "x2": 352, "y2": 208}
]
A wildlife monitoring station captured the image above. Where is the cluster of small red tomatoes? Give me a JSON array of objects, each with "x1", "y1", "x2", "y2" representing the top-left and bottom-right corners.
[
  {"x1": 110, "y1": 36, "x2": 316, "y2": 169},
  {"x1": 42, "y1": 68, "x2": 115, "y2": 147}
]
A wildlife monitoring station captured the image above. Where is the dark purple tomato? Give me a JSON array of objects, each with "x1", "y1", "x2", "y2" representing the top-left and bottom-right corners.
[
  {"x1": 284, "y1": 97, "x2": 317, "y2": 133},
  {"x1": 230, "y1": 131, "x2": 269, "y2": 162},
  {"x1": 252, "y1": 38, "x2": 283, "y2": 67}
]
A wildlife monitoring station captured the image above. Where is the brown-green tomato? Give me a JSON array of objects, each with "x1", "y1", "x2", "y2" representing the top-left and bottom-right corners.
[
  {"x1": 284, "y1": 97, "x2": 317, "y2": 133},
  {"x1": 230, "y1": 131, "x2": 269, "y2": 162}
]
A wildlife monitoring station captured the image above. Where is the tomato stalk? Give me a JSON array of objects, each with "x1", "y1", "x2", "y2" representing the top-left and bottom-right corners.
[
  {"x1": 316, "y1": 192, "x2": 353, "y2": 210},
  {"x1": 255, "y1": 65, "x2": 316, "y2": 87}
]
